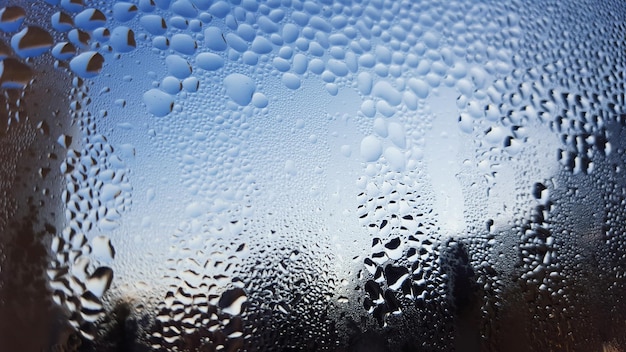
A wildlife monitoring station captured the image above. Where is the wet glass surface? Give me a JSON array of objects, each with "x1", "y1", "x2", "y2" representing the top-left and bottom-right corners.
[{"x1": 0, "y1": 0, "x2": 625, "y2": 351}]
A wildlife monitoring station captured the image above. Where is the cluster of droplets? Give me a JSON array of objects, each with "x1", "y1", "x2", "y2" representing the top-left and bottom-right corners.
[
  {"x1": 0, "y1": 5, "x2": 38, "y2": 132},
  {"x1": 47, "y1": 77, "x2": 134, "y2": 340},
  {"x1": 235, "y1": 219, "x2": 338, "y2": 350},
  {"x1": 2, "y1": 0, "x2": 626, "y2": 350},
  {"x1": 0, "y1": 2, "x2": 139, "y2": 340}
]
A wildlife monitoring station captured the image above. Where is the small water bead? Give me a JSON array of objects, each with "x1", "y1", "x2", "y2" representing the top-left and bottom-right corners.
[
  {"x1": 484, "y1": 126, "x2": 507, "y2": 145},
  {"x1": 278, "y1": 46, "x2": 293, "y2": 60}
]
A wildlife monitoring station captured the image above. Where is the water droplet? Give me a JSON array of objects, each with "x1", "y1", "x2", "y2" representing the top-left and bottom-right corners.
[
  {"x1": 223, "y1": 73, "x2": 255, "y2": 106},
  {"x1": 74, "y1": 8, "x2": 106, "y2": 30},
  {"x1": 196, "y1": 52, "x2": 224, "y2": 71},
  {"x1": 92, "y1": 235, "x2": 115, "y2": 260},
  {"x1": 184, "y1": 201, "x2": 208, "y2": 218},
  {"x1": 10, "y1": 26, "x2": 53, "y2": 57},
  {"x1": 282, "y1": 72, "x2": 301, "y2": 90},
  {"x1": 250, "y1": 36, "x2": 273, "y2": 54},
  {"x1": 251, "y1": 92, "x2": 268, "y2": 108},
  {"x1": 218, "y1": 288, "x2": 247, "y2": 315},
  {"x1": 161, "y1": 76, "x2": 182, "y2": 94},
  {"x1": 361, "y1": 135, "x2": 383, "y2": 162},
  {"x1": 282, "y1": 23, "x2": 299, "y2": 43},
  {"x1": 170, "y1": 33, "x2": 197, "y2": 55},
  {"x1": 69, "y1": 51, "x2": 104, "y2": 78},
  {"x1": 357, "y1": 72, "x2": 373, "y2": 95},
  {"x1": 140, "y1": 14, "x2": 167, "y2": 35},
  {"x1": 225, "y1": 32, "x2": 248, "y2": 53},
  {"x1": 384, "y1": 146, "x2": 406, "y2": 172},
  {"x1": 51, "y1": 42, "x2": 76, "y2": 60},
  {"x1": 86, "y1": 267, "x2": 113, "y2": 298},
  {"x1": 0, "y1": 6, "x2": 26, "y2": 32},
  {"x1": 143, "y1": 88, "x2": 174, "y2": 116},
  {"x1": 51, "y1": 11, "x2": 74, "y2": 32},
  {"x1": 171, "y1": 0, "x2": 198, "y2": 18},
  {"x1": 60, "y1": 0, "x2": 84, "y2": 12},
  {"x1": 182, "y1": 76, "x2": 199, "y2": 92},
  {"x1": 112, "y1": 2, "x2": 138, "y2": 22},
  {"x1": 204, "y1": 26, "x2": 227, "y2": 51},
  {"x1": 57, "y1": 134, "x2": 72, "y2": 148},
  {"x1": 110, "y1": 26, "x2": 136, "y2": 53},
  {"x1": 165, "y1": 54, "x2": 191, "y2": 78},
  {"x1": 372, "y1": 81, "x2": 402, "y2": 106},
  {"x1": 387, "y1": 122, "x2": 406, "y2": 149},
  {"x1": 0, "y1": 58, "x2": 32, "y2": 89}
]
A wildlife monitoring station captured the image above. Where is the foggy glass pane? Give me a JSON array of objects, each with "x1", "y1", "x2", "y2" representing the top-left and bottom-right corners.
[{"x1": 1, "y1": 0, "x2": 625, "y2": 351}]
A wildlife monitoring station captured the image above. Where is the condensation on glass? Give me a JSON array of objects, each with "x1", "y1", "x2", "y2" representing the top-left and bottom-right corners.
[{"x1": 0, "y1": 0, "x2": 625, "y2": 351}]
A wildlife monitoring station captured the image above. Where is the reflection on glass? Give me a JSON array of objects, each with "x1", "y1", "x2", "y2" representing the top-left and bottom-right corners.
[{"x1": 1, "y1": 0, "x2": 625, "y2": 351}]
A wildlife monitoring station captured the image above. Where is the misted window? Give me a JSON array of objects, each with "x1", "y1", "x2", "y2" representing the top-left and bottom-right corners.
[{"x1": 1, "y1": 0, "x2": 625, "y2": 351}]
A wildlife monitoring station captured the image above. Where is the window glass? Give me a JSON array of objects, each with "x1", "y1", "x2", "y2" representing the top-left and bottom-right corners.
[{"x1": 1, "y1": 0, "x2": 625, "y2": 351}]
